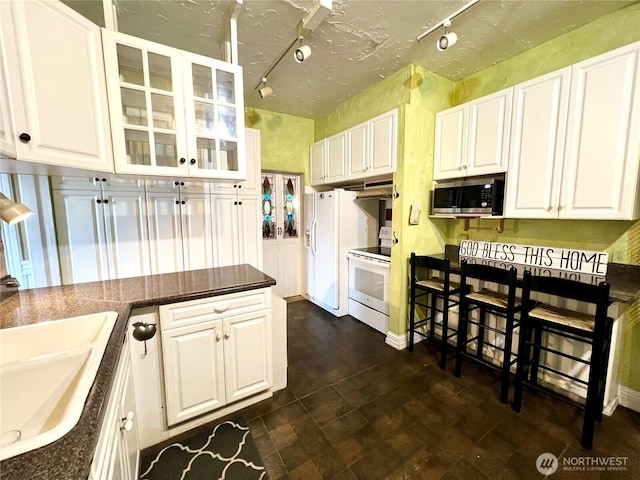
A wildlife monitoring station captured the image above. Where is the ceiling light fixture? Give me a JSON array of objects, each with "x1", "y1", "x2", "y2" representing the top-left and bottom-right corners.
[
  {"x1": 416, "y1": 0, "x2": 480, "y2": 45},
  {"x1": 254, "y1": 0, "x2": 332, "y2": 95},
  {"x1": 258, "y1": 78, "x2": 273, "y2": 99},
  {"x1": 436, "y1": 20, "x2": 457, "y2": 51},
  {"x1": 294, "y1": 42, "x2": 312, "y2": 63},
  {"x1": 0, "y1": 192, "x2": 33, "y2": 225}
]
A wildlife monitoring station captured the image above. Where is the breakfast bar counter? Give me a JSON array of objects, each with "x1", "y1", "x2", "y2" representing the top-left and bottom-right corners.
[{"x1": 0, "y1": 265, "x2": 275, "y2": 480}]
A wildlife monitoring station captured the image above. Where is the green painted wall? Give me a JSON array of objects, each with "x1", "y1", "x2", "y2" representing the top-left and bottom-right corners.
[{"x1": 244, "y1": 107, "x2": 314, "y2": 181}]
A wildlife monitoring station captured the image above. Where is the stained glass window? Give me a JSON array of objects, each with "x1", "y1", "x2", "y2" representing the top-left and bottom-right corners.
[
  {"x1": 262, "y1": 175, "x2": 276, "y2": 238},
  {"x1": 282, "y1": 176, "x2": 298, "y2": 238}
]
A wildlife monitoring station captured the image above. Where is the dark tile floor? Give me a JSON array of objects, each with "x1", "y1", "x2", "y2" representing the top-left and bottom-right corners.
[{"x1": 240, "y1": 300, "x2": 640, "y2": 479}]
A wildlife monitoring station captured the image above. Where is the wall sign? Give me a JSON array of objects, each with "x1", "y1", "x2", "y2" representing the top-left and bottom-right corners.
[{"x1": 459, "y1": 240, "x2": 609, "y2": 275}]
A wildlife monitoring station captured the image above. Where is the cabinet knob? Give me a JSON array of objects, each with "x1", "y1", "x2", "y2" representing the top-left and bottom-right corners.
[
  {"x1": 238, "y1": 185, "x2": 242, "y2": 189},
  {"x1": 216, "y1": 332, "x2": 222, "y2": 341},
  {"x1": 120, "y1": 412, "x2": 133, "y2": 432},
  {"x1": 103, "y1": 199, "x2": 109, "y2": 204},
  {"x1": 179, "y1": 157, "x2": 186, "y2": 164},
  {"x1": 190, "y1": 158, "x2": 196, "y2": 165},
  {"x1": 234, "y1": 201, "x2": 238, "y2": 205},
  {"x1": 233, "y1": 184, "x2": 237, "y2": 188},
  {"x1": 213, "y1": 304, "x2": 230, "y2": 313},
  {"x1": 174, "y1": 181, "x2": 180, "y2": 186},
  {"x1": 122, "y1": 411, "x2": 134, "y2": 422},
  {"x1": 224, "y1": 331, "x2": 230, "y2": 339},
  {"x1": 101, "y1": 178, "x2": 107, "y2": 182},
  {"x1": 19, "y1": 133, "x2": 31, "y2": 143},
  {"x1": 175, "y1": 200, "x2": 180, "y2": 205},
  {"x1": 238, "y1": 201, "x2": 242, "y2": 205},
  {"x1": 181, "y1": 200, "x2": 185, "y2": 205},
  {"x1": 180, "y1": 181, "x2": 184, "y2": 186},
  {"x1": 94, "y1": 177, "x2": 100, "y2": 182},
  {"x1": 96, "y1": 199, "x2": 102, "y2": 204}
]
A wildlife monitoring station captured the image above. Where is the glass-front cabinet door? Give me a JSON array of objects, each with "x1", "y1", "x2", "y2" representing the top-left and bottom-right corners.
[
  {"x1": 103, "y1": 31, "x2": 187, "y2": 176},
  {"x1": 183, "y1": 52, "x2": 245, "y2": 180},
  {"x1": 102, "y1": 31, "x2": 245, "y2": 181}
]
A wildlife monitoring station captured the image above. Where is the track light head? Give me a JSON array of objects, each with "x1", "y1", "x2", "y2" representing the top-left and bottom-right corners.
[
  {"x1": 436, "y1": 19, "x2": 457, "y2": 51},
  {"x1": 294, "y1": 44, "x2": 312, "y2": 63},
  {"x1": 258, "y1": 85, "x2": 273, "y2": 98},
  {"x1": 436, "y1": 31, "x2": 457, "y2": 51}
]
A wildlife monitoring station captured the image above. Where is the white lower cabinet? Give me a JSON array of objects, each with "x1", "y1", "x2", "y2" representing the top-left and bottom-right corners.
[
  {"x1": 160, "y1": 290, "x2": 273, "y2": 427},
  {"x1": 90, "y1": 335, "x2": 139, "y2": 480}
]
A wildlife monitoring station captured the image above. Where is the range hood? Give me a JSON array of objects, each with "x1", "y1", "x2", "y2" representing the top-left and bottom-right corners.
[{"x1": 353, "y1": 179, "x2": 394, "y2": 199}]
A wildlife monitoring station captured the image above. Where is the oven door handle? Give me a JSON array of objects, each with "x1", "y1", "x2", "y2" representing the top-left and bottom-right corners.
[{"x1": 347, "y1": 253, "x2": 391, "y2": 268}]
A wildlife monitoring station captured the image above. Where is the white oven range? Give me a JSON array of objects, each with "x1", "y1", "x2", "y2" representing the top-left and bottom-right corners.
[{"x1": 347, "y1": 247, "x2": 391, "y2": 334}]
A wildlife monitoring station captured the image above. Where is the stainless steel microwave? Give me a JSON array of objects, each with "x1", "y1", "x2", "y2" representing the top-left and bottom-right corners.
[{"x1": 431, "y1": 176, "x2": 505, "y2": 216}]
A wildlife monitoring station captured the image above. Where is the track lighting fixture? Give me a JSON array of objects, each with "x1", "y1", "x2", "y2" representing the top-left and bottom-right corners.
[
  {"x1": 416, "y1": 0, "x2": 480, "y2": 46},
  {"x1": 254, "y1": 0, "x2": 332, "y2": 96},
  {"x1": 436, "y1": 20, "x2": 457, "y2": 51},
  {"x1": 257, "y1": 78, "x2": 273, "y2": 99}
]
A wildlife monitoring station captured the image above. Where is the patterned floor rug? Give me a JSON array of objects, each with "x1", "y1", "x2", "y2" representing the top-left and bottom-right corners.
[{"x1": 139, "y1": 415, "x2": 268, "y2": 480}]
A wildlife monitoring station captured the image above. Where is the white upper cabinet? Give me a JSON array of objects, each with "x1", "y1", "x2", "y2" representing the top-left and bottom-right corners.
[
  {"x1": 326, "y1": 132, "x2": 348, "y2": 182},
  {"x1": 310, "y1": 140, "x2": 325, "y2": 185},
  {"x1": 102, "y1": 30, "x2": 245, "y2": 180},
  {"x1": 0, "y1": 33, "x2": 16, "y2": 158},
  {"x1": 311, "y1": 109, "x2": 398, "y2": 186},
  {"x1": 506, "y1": 42, "x2": 640, "y2": 220},
  {"x1": 505, "y1": 68, "x2": 571, "y2": 219},
  {"x1": 434, "y1": 88, "x2": 512, "y2": 180},
  {"x1": 0, "y1": 0, "x2": 113, "y2": 171},
  {"x1": 346, "y1": 122, "x2": 368, "y2": 178},
  {"x1": 368, "y1": 109, "x2": 398, "y2": 176},
  {"x1": 561, "y1": 43, "x2": 640, "y2": 220}
]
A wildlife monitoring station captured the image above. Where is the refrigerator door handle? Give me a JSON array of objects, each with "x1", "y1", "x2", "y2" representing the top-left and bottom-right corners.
[{"x1": 311, "y1": 218, "x2": 317, "y2": 257}]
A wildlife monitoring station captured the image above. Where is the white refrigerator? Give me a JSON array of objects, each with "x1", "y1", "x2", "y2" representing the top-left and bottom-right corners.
[{"x1": 304, "y1": 189, "x2": 377, "y2": 316}]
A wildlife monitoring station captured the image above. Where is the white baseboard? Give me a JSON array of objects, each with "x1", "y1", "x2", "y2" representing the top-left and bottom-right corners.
[
  {"x1": 385, "y1": 331, "x2": 406, "y2": 350},
  {"x1": 619, "y1": 386, "x2": 640, "y2": 413}
]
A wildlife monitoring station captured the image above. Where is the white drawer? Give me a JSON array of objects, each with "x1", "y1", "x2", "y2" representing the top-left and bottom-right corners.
[{"x1": 159, "y1": 288, "x2": 271, "y2": 330}]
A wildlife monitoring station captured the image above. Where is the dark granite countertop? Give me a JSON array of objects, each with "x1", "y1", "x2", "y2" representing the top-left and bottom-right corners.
[
  {"x1": 0, "y1": 265, "x2": 276, "y2": 480},
  {"x1": 424, "y1": 247, "x2": 640, "y2": 304}
]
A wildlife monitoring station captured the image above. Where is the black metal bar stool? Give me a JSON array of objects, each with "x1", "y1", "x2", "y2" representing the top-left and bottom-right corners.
[
  {"x1": 408, "y1": 253, "x2": 463, "y2": 369},
  {"x1": 513, "y1": 271, "x2": 613, "y2": 449},
  {"x1": 454, "y1": 260, "x2": 524, "y2": 403}
]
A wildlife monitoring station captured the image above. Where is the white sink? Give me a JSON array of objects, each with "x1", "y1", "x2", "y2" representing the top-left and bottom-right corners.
[{"x1": 0, "y1": 311, "x2": 117, "y2": 461}]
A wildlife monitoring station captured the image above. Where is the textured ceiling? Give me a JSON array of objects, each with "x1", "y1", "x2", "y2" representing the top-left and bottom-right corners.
[{"x1": 78, "y1": 0, "x2": 638, "y2": 119}]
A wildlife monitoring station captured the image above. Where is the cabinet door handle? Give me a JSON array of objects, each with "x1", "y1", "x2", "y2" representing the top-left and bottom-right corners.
[
  {"x1": 214, "y1": 304, "x2": 230, "y2": 313},
  {"x1": 179, "y1": 157, "x2": 186, "y2": 164},
  {"x1": 216, "y1": 332, "x2": 222, "y2": 341},
  {"x1": 190, "y1": 158, "x2": 196, "y2": 165},
  {"x1": 19, "y1": 132, "x2": 31, "y2": 143},
  {"x1": 224, "y1": 331, "x2": 230, "y2": 339}
]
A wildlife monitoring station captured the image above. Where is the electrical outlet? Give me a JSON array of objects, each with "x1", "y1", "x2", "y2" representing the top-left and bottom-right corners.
[{"x1": 612, "y1": 248, "x2": 626, "y2": 263}]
